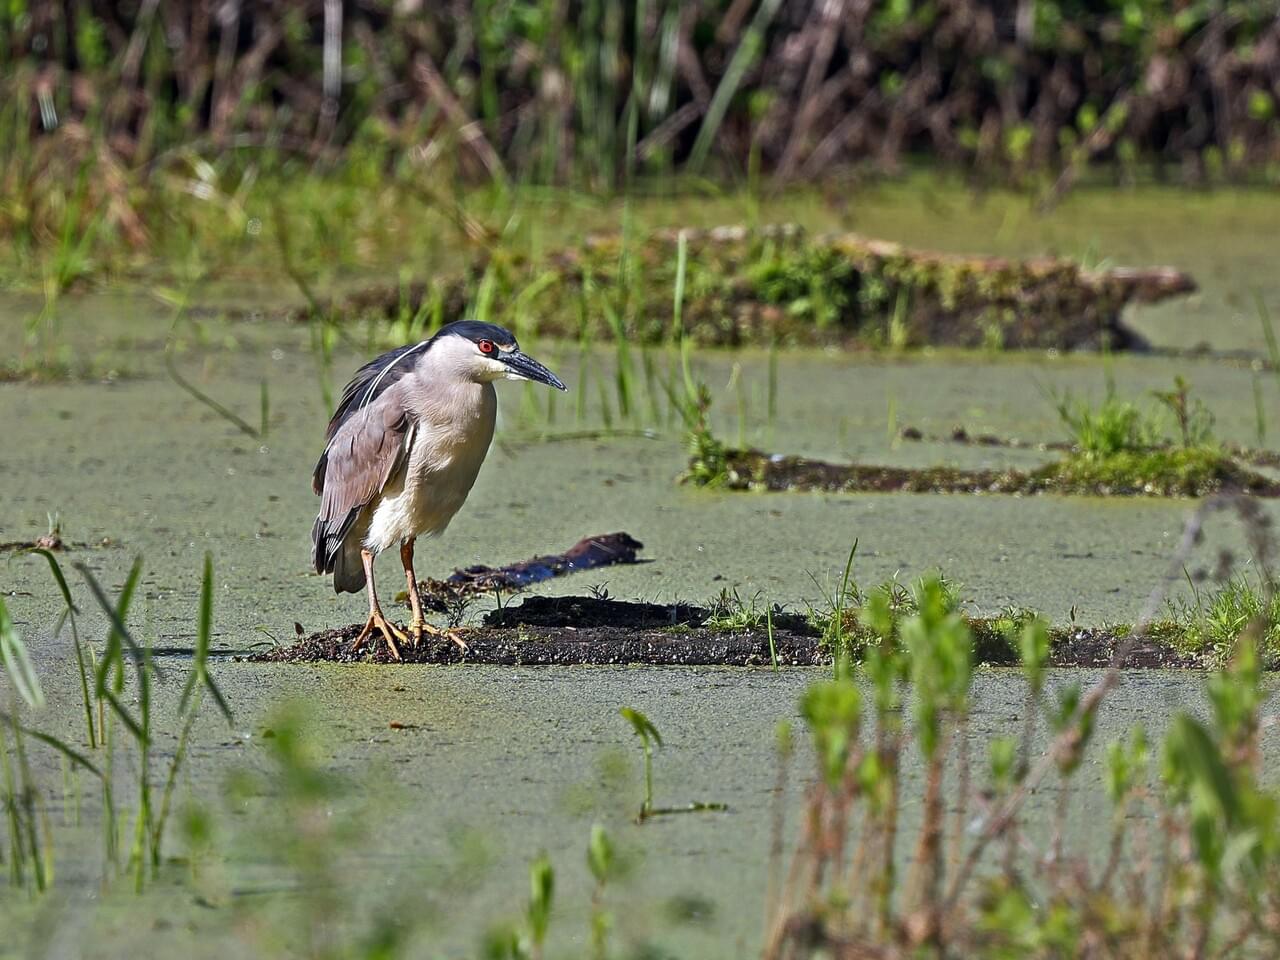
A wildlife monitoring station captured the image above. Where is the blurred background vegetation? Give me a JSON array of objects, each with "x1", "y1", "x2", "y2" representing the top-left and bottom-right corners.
[{"x1": 2, "y1": 0, "x2": 1279, "y2": 275}]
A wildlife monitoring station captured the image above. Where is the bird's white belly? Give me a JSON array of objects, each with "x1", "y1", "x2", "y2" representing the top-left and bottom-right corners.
[{"x1": 363, "y1": 397, "x2": 496, "y2": 554}]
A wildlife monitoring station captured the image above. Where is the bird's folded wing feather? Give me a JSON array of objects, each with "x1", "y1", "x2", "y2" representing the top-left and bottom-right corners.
[{"x1": 312, "y1": 380, "x2": 416, "y2": 569}]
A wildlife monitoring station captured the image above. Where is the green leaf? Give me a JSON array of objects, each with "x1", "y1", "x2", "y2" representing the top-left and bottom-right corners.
[
  {"x1": 801, "y1": 679, "x2": 862, "y2": 785},
  {"x1": 1017, "y1": 618, "x2": 1050, "y2": 695},
  {"x1": 989, "y1": 735, "x2": 1018, "y2": 790},
  {"x1": 860, "y1": 589, "x2": 895, "y2": 640},
  {"x1": 1163, "y1": 714, "x2": 1240, "y2": 828},
  {"x1": 0, "y1": 597, "x2": 44, "y2": 709},
  {"x1": 526, "y1": 853, "x2": 555, "y2": 947},
  {"x1": 587, "y1": 823, "x2": 614, "y2": 884},
  {"x1": 1105, "y1": 726, "x2": 1147, "y2": 805},
  {"x1": 619, "y1": 707, "x2": 662, "y2": 748}
]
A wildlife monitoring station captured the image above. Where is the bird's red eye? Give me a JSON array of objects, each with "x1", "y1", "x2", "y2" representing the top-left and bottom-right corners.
[{"x1": 478, "y1": 339, "x2": 495, "y2": 355}]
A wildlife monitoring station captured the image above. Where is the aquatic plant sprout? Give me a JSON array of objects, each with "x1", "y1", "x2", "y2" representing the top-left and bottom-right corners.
[
  {"x1": 617, "y1": 706, "x2": 726, "y2": 822},
  {"x1": 619, "y1": 707, "x2": 662, "y2": 819}
]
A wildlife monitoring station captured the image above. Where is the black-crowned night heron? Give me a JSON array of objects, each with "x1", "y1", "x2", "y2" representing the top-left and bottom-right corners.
[{"x1": 312, "y1": 320, "x2": 566, "y2": 657}]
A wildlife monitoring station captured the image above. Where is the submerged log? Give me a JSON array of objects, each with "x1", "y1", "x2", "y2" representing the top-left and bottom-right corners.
[{"x1": 307, "y1": 224, "x2": 1196, "y2": 351}]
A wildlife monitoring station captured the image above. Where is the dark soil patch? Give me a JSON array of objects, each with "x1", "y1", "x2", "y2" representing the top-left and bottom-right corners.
[
  {"x1": 258, "y1": 596, "x2": 822, "y2": 666},
  {"x1": 254, "y1": 596, "x2": 1207, "y2": 669}
]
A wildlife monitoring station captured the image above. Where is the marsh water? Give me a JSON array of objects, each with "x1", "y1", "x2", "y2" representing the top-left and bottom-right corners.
[{"x1": 3, "y1": 183, "x2": 1280, "y2": 957}]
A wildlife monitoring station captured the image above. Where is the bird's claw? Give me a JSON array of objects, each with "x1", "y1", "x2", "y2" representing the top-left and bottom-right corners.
[
  {"x1": 413, "y1": 620, "x2": 469, "y2": 654},
  {"x1": 354, "y1": 611, "x2": 408, "y2": 661}
]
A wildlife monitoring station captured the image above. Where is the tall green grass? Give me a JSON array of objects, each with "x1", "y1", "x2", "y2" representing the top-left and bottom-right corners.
[{"x1": 1, "y1": 551, "x2": 229, "y2": 893}]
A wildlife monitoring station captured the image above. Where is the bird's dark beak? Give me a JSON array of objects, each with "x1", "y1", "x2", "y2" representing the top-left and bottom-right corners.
[{"x1": 502, "y1": 350, "x2": 567, "y2": 391}]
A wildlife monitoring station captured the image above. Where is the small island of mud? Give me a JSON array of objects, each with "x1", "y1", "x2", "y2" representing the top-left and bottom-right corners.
[{"x1": 256, "y1": 595, "x2": 1204, "y2": 670}]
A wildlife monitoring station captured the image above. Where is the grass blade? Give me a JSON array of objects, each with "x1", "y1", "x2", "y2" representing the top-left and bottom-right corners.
[
  {"x1": 204, "y1": 674, "x2": 234, "y2": 726},
  {"x1": 79, "y1": 558, "x2": 155, "y2": 744},
  {"x1": 0, "y1": 597, "x2": 44, "y2": 710},
  {"x1": 164, "y1": 349, "x2": 262, "y2": 439},
  {"x1": 179, "y1": 553, "x2": 214, "y2": 714},
  {"x1": 767, "y1": 605, "x2": 778, "y2": 673},
  {"x1": 100, "y1": 689, "x2": 147, "y2": 745},
  {"x1": 0, "y1": 713, "x2": 101, "y2": 778},
  {"x1": 689, "y1": 0, "x2": 784, "y2": 172},
  {"x1": 78, "y1": 558, "x2": 154, "y2": 684},
  {"x1": 1257, "y1": 291, "x2": 1280, "y2": 382},
  {"x1": 34, "y1": 548, "x2": 96, "y2": 746},
  {"x1": 181, "y1": 553, "x2": 232, "y2": 724},
  {"x1": 30, "y1": 548, "x2": 78, "y2": 615}
]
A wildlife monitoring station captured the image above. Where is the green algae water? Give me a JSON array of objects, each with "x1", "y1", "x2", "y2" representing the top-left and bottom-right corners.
[{"x1": 2, "y1": 183, "x2": 1279, "y2": 956}]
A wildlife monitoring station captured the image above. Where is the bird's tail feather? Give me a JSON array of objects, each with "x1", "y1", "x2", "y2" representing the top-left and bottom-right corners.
[
  {"x1": 313, "y1": 512, "x2": 367, "y2": 594},
  {"x1": 331, "y1": 538, "x2": 367, "y2": 594}
]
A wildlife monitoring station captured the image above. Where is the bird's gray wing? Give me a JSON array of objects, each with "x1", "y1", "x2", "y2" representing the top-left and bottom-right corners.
[
  {"x1": 317, "y1": 341, "x2": 428, "y2": 454},
  {"x1": 311, "y1": 380, "x2": 417, "y2": 574}
]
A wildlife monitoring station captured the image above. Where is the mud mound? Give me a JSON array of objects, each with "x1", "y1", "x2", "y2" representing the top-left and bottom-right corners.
[{"x1": 254, "y1": 597, "x2": 1205, "y2": 669}]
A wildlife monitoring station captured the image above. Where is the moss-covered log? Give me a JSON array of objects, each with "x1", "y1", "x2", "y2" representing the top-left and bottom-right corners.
[{"x1": 314, "y1": 224, "x2": 1195, "y2": 351}]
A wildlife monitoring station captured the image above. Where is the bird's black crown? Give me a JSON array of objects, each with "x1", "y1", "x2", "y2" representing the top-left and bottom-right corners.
[{"x1": 436, "y1": 319, "x2": 517, "y2": 349}]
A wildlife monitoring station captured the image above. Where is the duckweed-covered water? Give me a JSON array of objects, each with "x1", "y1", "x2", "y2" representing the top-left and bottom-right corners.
[{"x1": 2, "y1": 184, "x2": 1279, "y2": 957}]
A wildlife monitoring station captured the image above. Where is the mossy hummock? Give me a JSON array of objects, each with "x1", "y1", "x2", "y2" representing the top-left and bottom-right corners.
[
  {"x1": 310, "y1": 225, "x2": 1195, "y2": 351},
  {"x1": 692, "y1": 442, "x2": 1280, "y2": 498}
]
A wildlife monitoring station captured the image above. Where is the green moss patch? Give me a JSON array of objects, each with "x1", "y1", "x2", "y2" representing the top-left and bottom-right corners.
[
  {"x1": 307, "y1": 225, "x2": 1195, "y2": 351},
  {"x1": 1035, "y1": 446, "x2": 1273, "y2": 497}
]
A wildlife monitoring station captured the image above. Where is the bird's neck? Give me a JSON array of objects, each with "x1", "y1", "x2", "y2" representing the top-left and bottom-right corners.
[{"x1": 409, "y1": 377, "x2": 495, "y2": 428}]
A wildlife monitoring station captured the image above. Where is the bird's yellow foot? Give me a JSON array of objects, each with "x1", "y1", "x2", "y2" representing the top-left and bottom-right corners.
[
  {"x1": 412, "y1": 620, "x2": 469, "y2": 653},
  {"x1": 354, "y1": 611, "x2": 409, "y2": 661}
]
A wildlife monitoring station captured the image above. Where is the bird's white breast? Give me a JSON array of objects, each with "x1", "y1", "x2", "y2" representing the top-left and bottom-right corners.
[{"x1": 364, "y1": 382, "x2": 497, "y2": 554}]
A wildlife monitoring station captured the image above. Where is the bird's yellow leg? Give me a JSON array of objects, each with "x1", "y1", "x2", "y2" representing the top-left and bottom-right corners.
[
  {"x1": 354, "y1": 549, "x2": 407, "y2": 660},
  {"x1": 400, "y1": 539, "x2": 469, "y2": 652},
  {"x1": 420, "y1": 621, "x2": 470, "y2": 653},
  {"x1": 401, "y1": 538, "x2": 426, "y2": 647}
]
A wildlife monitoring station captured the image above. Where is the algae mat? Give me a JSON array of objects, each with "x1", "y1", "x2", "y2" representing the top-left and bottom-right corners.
[{"x1": 2, "y1": 185, "x2": 1280, "y2": 956}]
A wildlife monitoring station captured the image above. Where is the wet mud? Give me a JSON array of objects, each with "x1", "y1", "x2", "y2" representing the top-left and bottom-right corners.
[{"x1": 257, "y1": 595, "x2": 1205, "y2": 669}]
